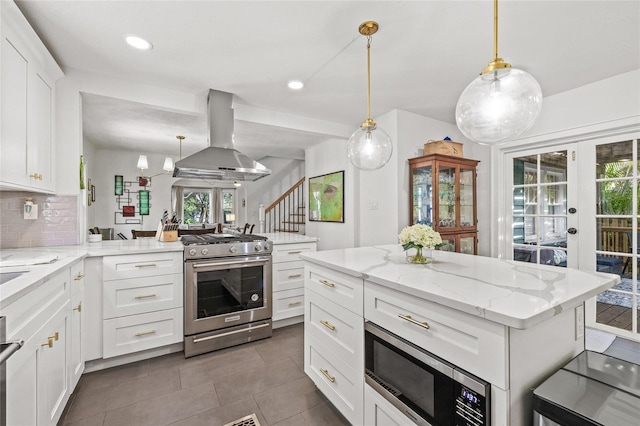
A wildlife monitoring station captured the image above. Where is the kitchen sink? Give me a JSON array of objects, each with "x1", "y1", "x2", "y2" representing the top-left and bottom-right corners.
[{"x1": 0, "y1": 271, "x2": 28, "y2": 285}]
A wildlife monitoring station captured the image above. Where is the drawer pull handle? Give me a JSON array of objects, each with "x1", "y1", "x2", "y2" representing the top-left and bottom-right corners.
[
  {"x1": 288, "y1": 273, "x2": 302, "y2": 278},
  {"x1": 319, "y1": 279, "x2": 335, "y2": 288},
  {"x1": 74, "y1": 274, "x2": 85, "y2": 281},
  {"x1": 48, "y1": 332, "x2": 59, "y2": 341},
  {"x1": 398, "y1": 314, "x2": 430, "y2": 330},
  {"x1": 135, "y1": 330, "x2": 157, "y2": 337},
  {"x1": 320, "y1": 368, "x2": 335, "y2": 383},
  {"x1": 134, "y1": 294, "x2": 157, "y2": 300},
  {"x1": 73, "y1": 303, "x2": 82, "y2": 312},
  {"x1": 288, "y1": 250, "x2": 302, "y2": 254},
  {"x1": 288, "y1": 301, "x2": 302, "y2": 307},
  {"x1": 320, "y1": 320, "x2": 335, "y2": 331},
  {"x1": 41, "y1": 338, "x2": 53, "y2": 348},
  {"x1": 134, "y1": 263, "x2": 157, "y2": 268}
]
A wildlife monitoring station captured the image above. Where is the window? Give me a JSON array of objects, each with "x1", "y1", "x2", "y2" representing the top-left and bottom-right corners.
[
  {"x1": 222, "y1": 189, "x2": 235, "y2": 225},
  {"x1": 182, "y1": 188, "x2": 211, "y2": 224}
]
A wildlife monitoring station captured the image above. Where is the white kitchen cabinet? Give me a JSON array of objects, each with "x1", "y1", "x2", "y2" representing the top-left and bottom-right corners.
[
  {"x1": 4, "y1": 265, "x2": 72, "y2": 426},
  {"x1": 83, "y1": 257, "x2": 103, "y2": 361},
  {"x1": 364, "y1": 383, "x2": 416, "y2": 426},
  {"x1": 271, "y1": 242, "x2": 316, "y2": 324},
  {"x1": 0, "y1": 1, "x2": 63, "y2": 193},
  {"x1": 304, "y1": 266, "x2": 363, "y2": 426},
  {"x1": 69, "y1": 261, "x2": 85, "y2": 389},
  {"x1": 101, "y1": 252, "x2": 183, "y2": 358}
]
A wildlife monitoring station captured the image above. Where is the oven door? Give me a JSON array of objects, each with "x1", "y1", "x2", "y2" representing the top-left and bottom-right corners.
[{"x1": 184, "y1": 255, "x2": 272, "y2": 336}]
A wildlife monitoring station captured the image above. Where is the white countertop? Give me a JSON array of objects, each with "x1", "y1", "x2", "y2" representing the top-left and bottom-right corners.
[
  {"x1": 300, "y1": 244, "x2": 620, "y2": 329},
  {"x1": 0, "y1": 240, "x2": 183, "y2": 309},
  {"x1": 257, "y1": 232, "x2": 318, "y2": 244}
]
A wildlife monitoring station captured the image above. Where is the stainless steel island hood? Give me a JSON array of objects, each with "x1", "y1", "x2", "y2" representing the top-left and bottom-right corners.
[{"x1": 173, "y1": 89, "x2": 271, "y2": 181}]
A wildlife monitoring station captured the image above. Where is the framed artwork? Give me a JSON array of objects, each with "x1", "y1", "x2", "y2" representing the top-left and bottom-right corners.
[
  {"x1": 309, "y1": 170, "x2": 344, "y2": 223},
  {"x1": 91, "y1": 184, "x2": 96, "y2": 202},
  {"x1": 114, "y1": 175, "x2": 123, "y2": 195},
  {"x1": 87, "y1": 178, "x2": 92, "y2": 206},
  {"x1": 122, "y1": 206, "x2": 135, "y2": 217}
]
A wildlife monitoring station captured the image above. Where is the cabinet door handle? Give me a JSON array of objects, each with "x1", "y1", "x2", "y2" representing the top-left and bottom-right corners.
[
  {"x1": 41, "y1": 338, "x2": 53, "y2": 348},
  {"x1": 320, "y1": 320, "x2": 335, "y2": 331},
  {"x1": 134, "y1": 263, "x2": 157, "y2": 268},
  {"x1": 73, "y1": 303, "x2": 82, "y2": 312},
  {"x1": 134, "y1": 330, "x2": 156, "y2": 337},
  {"x1": 398, "y1": 314, "x2": 430, "y2": 330},
  {"x1": 288, "y1": 250, "x2": 302, "y2": 254},
  {"x1": 74, "y1": 274, "x2": 85, "y2": 281},
  {"x1": 288, "y1": 273, "x2": 302, "y2": 279},
  {"x1": 319, "y1": 279, "x2": 335, "y2": 288},
  {"x1": 48, "y1": 332, "x2": 59, "y2": 341},
  {"x1": 320, "y1": 368, "x2": 335, "y2": 383},
  {"x1": 288, "y1": 301, "x2": 302, "y2": 307},
  {"x1": 134, "y1": 294, "x2": 157, "y2": 300}
]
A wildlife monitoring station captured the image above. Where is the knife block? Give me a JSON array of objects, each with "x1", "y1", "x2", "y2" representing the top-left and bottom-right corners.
[{"x1": 159, "y1": 230, "x2": 178, "y2": 242}]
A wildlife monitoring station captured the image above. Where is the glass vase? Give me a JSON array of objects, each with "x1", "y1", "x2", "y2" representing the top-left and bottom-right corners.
[{"x1": 406, "y1": 247, "x2": 433, "y2": 264}]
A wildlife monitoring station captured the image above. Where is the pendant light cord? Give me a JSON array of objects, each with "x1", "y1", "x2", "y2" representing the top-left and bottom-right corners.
[
  {"x1": 493, "y1": 0, "x2": 499, "y2": 61},
  {"x1": 366, "y1": 35, "x2": 372, "y2": 121}
]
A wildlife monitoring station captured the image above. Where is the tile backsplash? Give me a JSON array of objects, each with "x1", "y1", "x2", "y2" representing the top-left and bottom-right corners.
[{"x1": 0, "y1": 191, "x2": 78, "y2": 249}]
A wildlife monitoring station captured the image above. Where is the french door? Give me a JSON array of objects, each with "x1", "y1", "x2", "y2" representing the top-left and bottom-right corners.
[
  {"x1": 506, "y1": 144, "x2": 578, "y2": 269},
  {"x1": 505, "y1": 134, "x2": 640, "y2": 341}
]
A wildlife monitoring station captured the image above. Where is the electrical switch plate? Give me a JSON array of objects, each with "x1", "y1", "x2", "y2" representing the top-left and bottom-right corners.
[
  {"x1": 575, "y1": 305, "x2": 584, "y2": 340},
  {"x1": 24, "y1": 204, "x2": 38, "y2": 220},
  {"x1": 370, "y1": 200, "x2": 378, "y2": 210}
]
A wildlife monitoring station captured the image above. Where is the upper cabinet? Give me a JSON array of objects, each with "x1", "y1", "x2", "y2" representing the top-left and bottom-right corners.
[
  {"x1": 409, "y1": 154, "x2": 480, "y2": 255},
  {"x1": 1, "y1": 1, "x2": 64, "y2": 193}
]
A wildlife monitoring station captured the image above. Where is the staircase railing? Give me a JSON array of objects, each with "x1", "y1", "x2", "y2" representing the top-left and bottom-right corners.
[{"x1": 265, "y1": 177, "x2": 305, "y2": 233}]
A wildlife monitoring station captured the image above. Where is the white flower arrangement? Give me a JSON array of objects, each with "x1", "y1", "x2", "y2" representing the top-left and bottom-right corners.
[{"x1": 398, "y1": 224, "x2": 442, "y2": 251}]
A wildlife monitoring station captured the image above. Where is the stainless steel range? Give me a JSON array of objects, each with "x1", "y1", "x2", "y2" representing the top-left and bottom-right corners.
[{"x1": 182, "y1": 233, "x2": 272, "y2": 358}]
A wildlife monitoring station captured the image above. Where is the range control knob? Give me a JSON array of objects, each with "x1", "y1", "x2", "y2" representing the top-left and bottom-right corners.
[
  {"x1": 201, "y1": 248, "x2": 209, "y2": 256},
  {"x1": 255, "y1": 244, "x2": 262, "y2": 252},
  {"x1": 189, "y1": 249, "x2": 197, "y2": 256},
  {"x1": 229, "y1": 246, "x2": 237, "y2": 253}
]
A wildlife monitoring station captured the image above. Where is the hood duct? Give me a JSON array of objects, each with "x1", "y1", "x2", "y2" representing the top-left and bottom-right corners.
[{"x1": 173, "y1": 89, "x2": 271, "y2": 181}]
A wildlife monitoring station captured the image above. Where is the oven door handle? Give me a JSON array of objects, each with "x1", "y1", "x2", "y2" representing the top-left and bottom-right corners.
[{"x1": 192, "y1": 258, "x2": 269, "y2": 269}]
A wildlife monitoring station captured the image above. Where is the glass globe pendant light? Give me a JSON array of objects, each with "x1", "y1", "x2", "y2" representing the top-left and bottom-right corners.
[
  {"x1": 347, "y1": 21, "x2": 393, "y2": 170},
  {"x1": 456, "y1": 0, "x2": 542, "y2": 144}
]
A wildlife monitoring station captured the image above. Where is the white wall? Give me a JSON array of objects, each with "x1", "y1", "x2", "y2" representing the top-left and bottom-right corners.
[
  {"x1": 245, "y1": 156, "x2": 305, "y2": 228},
  {"x1": 305, "y1": 138, "x2": 355, "y2": 251}
]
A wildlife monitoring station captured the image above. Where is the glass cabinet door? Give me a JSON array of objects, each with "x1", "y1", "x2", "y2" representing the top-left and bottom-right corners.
[
  {"x1": 460, "y1": 167, "x2": 475, "y2": 228},
  {"x1": 438, "y1": 166, "x2": 456, "y2": 228},
  {"x1": 412, "y1": 165, "x2": 433, "y2": 225}
]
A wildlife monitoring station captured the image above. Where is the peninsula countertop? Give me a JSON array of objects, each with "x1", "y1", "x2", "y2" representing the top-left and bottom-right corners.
[{"x1": 300, "y1": 244, "x2": 620, "y2": 329}]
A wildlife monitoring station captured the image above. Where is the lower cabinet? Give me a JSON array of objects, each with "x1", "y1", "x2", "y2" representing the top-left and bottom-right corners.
[
  {"x1": 364, "y1": 383, "x2": 416, "y2": 426},
  {"x1": 304, "y1": 264, "x2": 364, "y2": 426},
  {"x1": 5, "y1": 266, "x2": 72, "y2": 426},
  {"x1": 69, "y1": 261, "x2": 85, "y2": 389},
  {"x1": 272, "y1": 242, "x2": 317, "y2": 324}
]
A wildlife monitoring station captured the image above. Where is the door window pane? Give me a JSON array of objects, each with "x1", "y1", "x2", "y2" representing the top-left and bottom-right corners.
[{"x1": 183, "y1": 189, "x2": 211, "y2": 224}]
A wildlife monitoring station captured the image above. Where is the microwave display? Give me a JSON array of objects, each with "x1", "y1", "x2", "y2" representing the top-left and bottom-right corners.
[{"x1": 365, "y1": 322, "x2": 489, "y2": 426}]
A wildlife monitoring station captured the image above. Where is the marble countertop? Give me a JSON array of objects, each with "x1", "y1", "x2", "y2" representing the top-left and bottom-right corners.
[
  {"x1": 300, "y1": 244, "x2": 620, "y2": 329},
  {"x1": 257, "y1": 232, "x2": 318, "y2": 244},
  {"x1": 0, "y1": 240, "x2": 183, "y2": 309}
]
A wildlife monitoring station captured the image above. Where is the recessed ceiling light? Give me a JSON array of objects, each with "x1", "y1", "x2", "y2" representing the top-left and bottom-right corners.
[
  {"x1": 125, "y1": 35, "x2": 153, "y2": 50},
  {"x1": 287, "y1": 80, "x2": 304, "y2": 90}
]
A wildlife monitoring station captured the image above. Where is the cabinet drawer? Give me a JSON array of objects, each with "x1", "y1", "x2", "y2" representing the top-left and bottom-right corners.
[
  {"x1": 103, "y1": 252, "x2": 182, "y2": 281},
  {"x1": 305, "y1": 264, "x2": 363, "y2": 315},
  {"x1": 305, "y1": 288, "x2": 363, "y2": 368},
  {"x1": 272, "y1": 288, "x2": 304, "y2": 321},
  {"x1": 365, "y1": 383, "x2": 417, "y2": 426},
  {"x1": 272, "y1": 243, "x2": 316, "y2": 263},
  {"x1": 305, "y1": 335, "x2": 363, "y2": 425},
  {"x1": 273, "y1": 260, "x2": 304, "y2": 292},
  {"x1": 364, "y1": 281, "x2": 507, "y2": 388},
  {"x1": 103, "y1": 273, "x2": 183, "y2": 319},
  {"x1": 70, "y1": 260, "x2": 85, "y2": 296},
  {"x1": 103, "y1": 308, "x2": 183, "y2": 358}
]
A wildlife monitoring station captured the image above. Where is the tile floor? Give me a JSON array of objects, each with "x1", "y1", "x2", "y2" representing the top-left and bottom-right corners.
[{"x1": 60, "y1": 324, "x2": 350, "y2": 426}]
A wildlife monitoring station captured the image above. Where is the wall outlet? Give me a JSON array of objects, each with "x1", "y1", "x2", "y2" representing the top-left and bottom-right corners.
[
  {"x1": 370, "y1": 200, "x2": 378, "y2": 210},
  {"x1": 24, "y1": 204, "x2": 38, "y2": 220},
  {"x1": 575, "y1": 305, "x2": 585, "y2": 340}
]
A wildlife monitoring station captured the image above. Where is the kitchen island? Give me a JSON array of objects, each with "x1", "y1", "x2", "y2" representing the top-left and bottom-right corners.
[{"x1": 300, "y1": 244, "x2": 619, "y2": 426}]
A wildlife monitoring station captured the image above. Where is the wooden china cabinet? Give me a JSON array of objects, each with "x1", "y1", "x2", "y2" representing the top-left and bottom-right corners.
[{"x1": 409, "y1": 154, "x2": 480, "y2": 255}]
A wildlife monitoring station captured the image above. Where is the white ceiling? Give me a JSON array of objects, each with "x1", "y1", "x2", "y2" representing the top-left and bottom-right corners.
[{"x1": 15, "y1": 0, "x2": 640, "y2": 160}]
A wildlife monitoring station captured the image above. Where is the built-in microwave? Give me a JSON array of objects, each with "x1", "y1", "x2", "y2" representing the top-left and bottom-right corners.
[{"x1": 365, "y1": 322, "x2": 490, "y2": 426}]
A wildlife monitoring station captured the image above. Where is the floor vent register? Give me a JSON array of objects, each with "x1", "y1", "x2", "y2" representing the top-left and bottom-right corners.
[{"x1": 223, "y1": 413, "x2": 261, "y2": 426}]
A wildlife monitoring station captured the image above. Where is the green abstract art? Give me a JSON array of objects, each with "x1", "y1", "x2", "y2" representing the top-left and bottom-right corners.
[{"x1": 309, "y1": 170, "x2": 344, "y2": 222}]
